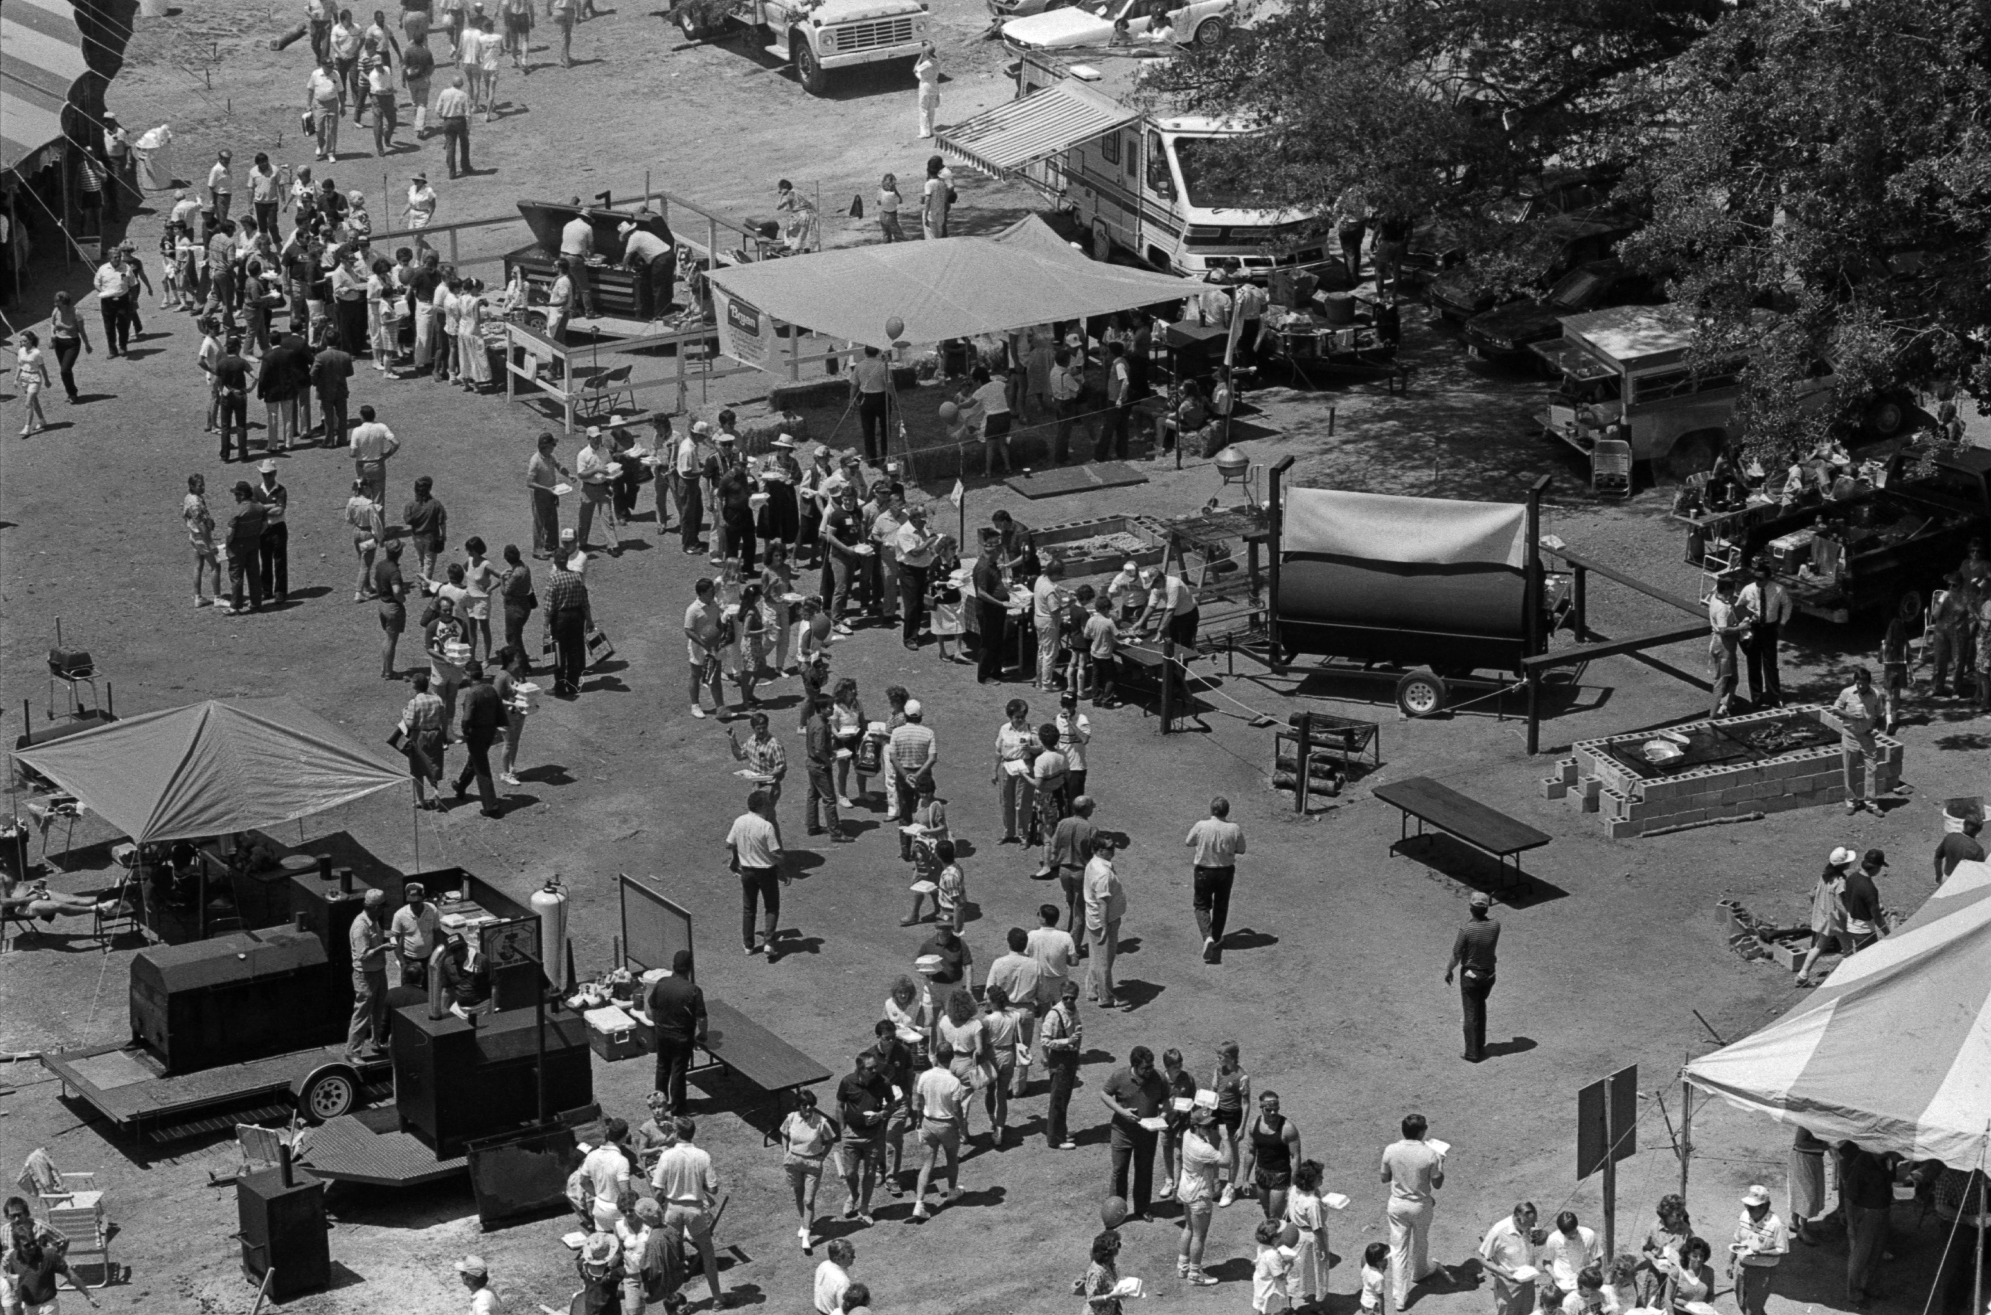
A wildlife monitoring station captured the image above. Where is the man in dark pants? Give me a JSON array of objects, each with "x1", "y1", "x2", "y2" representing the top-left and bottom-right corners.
[
  {"x1": 224, "y1": 481, "x2": 268, "y2": 615},
  {"x1": 312, "y1": 323, "x2": 354, "y2": 444},
  {"x1": 452, "y1": 661, "x2": 505, "y2": 816},
  {"x1": 726, "y1": 788, "x2": 786, "y2": 956},
  {"x1": 528, "y1": 432, "x2": 569, "y2": 559},
  {"x1": 1047, "y1": 797, "x2": 1097, "y2": 932},
  {"x1": 619, "y1": 220, "x2": 676, "y2": 321},
  {"x1": 1040, "y1": 981, "x2": 1082, "y2": 1149},
  {"x1": 253, "y1": 459, "x2": 290, "y2": 604},
  {"x1": 645, "y1": 948, "x2": 706, "y2": 1115},
  {"x1": 852, "y1": 345, "x2": 891, "y2": 463},
  {"x1": 972, "y1": 532, "x2": 1009, "y2": 684},
  {"x1": 543, "y1": 541, "x2": 592, "y2": 697},
  {"x1": 1740, "y1": 559, "x2": 1792, "y2": 707},
  {"x1": 1098, "y1": 340, "x2": 1132, "y2": 462},
  {"x1": 1100, "y1": 1045, "x2": 1168, "y2": 1218},
  {"x1": 1184, "y1": 795, "x2": 1245, "y2": 964},
  {"x1": 215, "y1": 339, "x2": 251, "y2": 462},
  {"x1": 1444, "y1": 892, "x2": 1500, "y2": 1062},
  {"x1": 895, "y1": 503, "x2": 938, "y2": 648}
]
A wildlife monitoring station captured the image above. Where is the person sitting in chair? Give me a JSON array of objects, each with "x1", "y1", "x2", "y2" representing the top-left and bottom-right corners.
[{"x1": 432, "y1": 934, "x2": 491, "y2": 1017}]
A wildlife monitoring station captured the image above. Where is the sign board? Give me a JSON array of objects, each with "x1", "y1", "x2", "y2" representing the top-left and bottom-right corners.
[
  {"x1": 713, "y1": 288, "x2": 772, "y2": 370},
  {"x1": 619, "y1": 873, "x2": 694, "y2": 979},
  {"x1": 1577, "y1": 1063, "x2": 1638, "y2": 1180}
]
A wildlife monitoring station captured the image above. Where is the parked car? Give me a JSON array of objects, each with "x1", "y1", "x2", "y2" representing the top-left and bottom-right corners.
[
  {"x1": 1426, "y1": 209, "x2": 1639, "y2": 324},
  {"x1": 1001, "y1": 0, "x2": 1235, "y2": 47},
  {"x1": 1461, "y1": 259, "x2": 1660, "y2": 365}
]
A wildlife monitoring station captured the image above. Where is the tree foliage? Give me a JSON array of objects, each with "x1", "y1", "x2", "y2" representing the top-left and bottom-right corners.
[
  {"x1": 1142, "y1": 0, "x2": 1718, "y2": 234},
  {"x1": 1620, "y1": 0, "x2": 1991, "y2": 459}
]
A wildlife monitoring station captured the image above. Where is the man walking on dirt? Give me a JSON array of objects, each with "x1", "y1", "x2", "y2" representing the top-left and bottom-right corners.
[
  {"x1": 1444, "y1": 892, "x2": 1500, "y2": 1062},
  {"x1": 1184, "y1": 795, "x2": 1244, "y2": 964}
]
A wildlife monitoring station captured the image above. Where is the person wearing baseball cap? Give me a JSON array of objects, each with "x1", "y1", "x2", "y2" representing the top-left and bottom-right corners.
[
  {"x1": 1731, "y1": 1184, "x2": 1788, "y2": 1315},
  {"x1": 1444, "y1": 891, "x2": 1500, "y2": 1062},
  {"x1": 346, "y1": 888, "x2": 391, "y2": 1062},
  {"x1": 1040, "y1": 976, "x2": 1084, "y2": 1149},
  {"x1": 389, "y1": 880, "x2": 440, "y2": 988},
  {"x1": 454, "y1": 1255, "x2": 499, "y2": 1313}
]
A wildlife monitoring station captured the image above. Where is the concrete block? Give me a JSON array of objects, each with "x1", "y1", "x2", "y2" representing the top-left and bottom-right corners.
[
  {"x1": 1671, "y1": 808, "x2": 1707, "y2": 825},
  {"x1": 1582, "y1": 778, "x2": 1602, "y2": 801},
  {"x1": 1541, "y1": 777, "x2": 1568, "y2": 801},
  {"x1": 1581, "y1": 788, "x2": 1599, "y2": 814},
  {"x1": 1557, "y1": 758, "x2": 1579, "y2": 786},
  {"x1": 1608, "y1": 818, "x2": 1640, "y2": 840},
  {"x1": 1766, "y1": 939, "x2": 1806, "y2": 971}
]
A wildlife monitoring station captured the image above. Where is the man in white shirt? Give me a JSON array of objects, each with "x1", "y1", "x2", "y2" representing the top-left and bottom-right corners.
[
  {"x1": 1049, "y1": 347, "x2": 1085, "y2": 464},
  {"x1": 911, "y1": 1040, "x2": 967, "y2": 1219},
  {"x1": 651, "y1": 1117, "x2": 725, "y2": 1308},
  {"x1": 1184, "y1": 795, "x2": 1245, "y2": 964},
  {"x1": 1738, "y1": 559, "x2": 1792, "y2": 707},
  {"x1": 92, "y1": 254, "x2": 132, "y2": 356},
  {"x1": 685, "y1": 577, "x2": 726, "y2": 719},
  {"x1": 1098, "y1": 340, "x2": 1133, "y2": 461},
  {"x1": 985, "y1": 926, "x2": 1042, "y2": 1092},
  {"x1": 1082, "y1": 837, "x2": 1126, "y2": 1008},
  {"x1": 1829, "y1": 667, "x2": 1888, "y2": 816},
  {"x1": 674, "y1": 420, "x2": 709, "y2": 555},
  {"x1": 304, "y1": 60, "x2": 345, "y2": 160},
  {"x1": 851, "y1": 345, "x2": 892, "y2": 462},
  {"x1": 726, "y1": 789, "x2": 786, "y2": 955},
  {"x1": 1054, "y1": 690, "x2": 1091, "y2": 799},
  {"x1": 454, "y1": 1255, "x2": 503, "y2": 1314},
  {"x1": 387, "y1": 880, "x2": 442, "y2": 986},
  {"x1": 1706, "y1": 572, "x2": 1746, "y2": 718},
  {"x1": 207, "y1": 149, "x2": 234, "y2": 221},
  {"x1": 1536, "y1": 1210, "x2": 1599, "y2": 1297},
  {"x1": 579, "y1": 1117, "x2": 633, "y2": 1229},
  {"x1": 1478, "y1": 1202, "x2": 1540, "y2": 1315},
  {"x1": 574, "y1": 426, "x2": 622, "y2": 557},
  {"x1": 559, "y1": 207, "x2": 600, "y2": 317},
  {"x1": 1137, "y1": 566, "x2": 1200, "y2": 647},
  {"x1": 348, "y1": 404, "x2": 400, "y2": 503},
  {"x1": 870, "y1": 487, "x2": 904, "y2": 627},
  {"x1": 894, "y1": 505, "x2": 938, "y2": 650},
  {"x1": 618, "y1": 220, "x2": 675, "y2": 321}
]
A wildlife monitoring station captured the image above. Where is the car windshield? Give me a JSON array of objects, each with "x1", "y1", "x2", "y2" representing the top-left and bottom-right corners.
[
  {"x1": 1172, "y1": 137, "x2": 1254, "y2": 210},
  {"x1": 1548, "y1": 268, "x2": 1604, "y2": 309}
]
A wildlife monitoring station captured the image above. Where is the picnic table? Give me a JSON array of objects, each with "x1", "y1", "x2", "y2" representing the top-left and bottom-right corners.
[
  {"x1": 1372, "y1": 776, "x2": 1550, "y2": 888},
  {"x1": 687, "y1": 998, "x2": 830, "y2": 1105}
]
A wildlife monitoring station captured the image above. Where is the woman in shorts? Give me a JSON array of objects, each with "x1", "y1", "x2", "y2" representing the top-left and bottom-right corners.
[
  {"x1": 1176, "y1": 1107, "x2": 1224, "y2": 1285},
  {"x1": 778, "y1": 1088, "x2": 840, "y2": 1254},
  {"x1": 185, "y1": 473, "x2": 225, "y2": 607},
  {"x1": 16, "y1": 330, "x2": 50, "y2": 437}
]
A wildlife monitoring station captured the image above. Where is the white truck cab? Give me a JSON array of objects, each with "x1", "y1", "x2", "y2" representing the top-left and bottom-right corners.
[{"x1": 676, "y1": 0, "x2": 929, "y2": 94}]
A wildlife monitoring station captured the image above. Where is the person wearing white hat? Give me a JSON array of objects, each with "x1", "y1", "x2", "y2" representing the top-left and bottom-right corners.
[
  {"x1": 252, "y1": 458, "x2": 291, "y2": 604},
  {"x1": 676, "y1": 420, "x2": 710, "y2": 555},
  {"x1": 1729, "y1": 1185, "x2": 1788, "y2": 1315},
  {"x1": 455, "y1": 1255, "x2": 501, "y2": 1313},
  {"x1": 345, "y1": 887, "x2": 391, "y2": 1061},
  {"x1": 1794, "y1": 847, "x2": 1859, "y2": 986},
  {"x1": 575, "y1": 425, "x2": 623, "y2": 556},
  {"x1": 618, "y1": 216, "x2": 676, "y2": 322}
]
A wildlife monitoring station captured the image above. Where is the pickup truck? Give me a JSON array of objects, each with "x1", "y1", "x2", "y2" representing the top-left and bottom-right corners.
[
  {"x1": 1740, "y1": 447, "x2": 1991, "y2": 623},
  {"x1": 673, "y1": 0, "x2": 930, "y2": 94}
]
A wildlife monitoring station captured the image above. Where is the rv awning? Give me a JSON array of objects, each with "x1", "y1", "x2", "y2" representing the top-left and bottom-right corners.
[
  {"x1": 936, "y1": 80, "x2": 1137, "y2": 178},
  {"x1": 1, "y1": 0, "x2": 90, "y2": 174}
]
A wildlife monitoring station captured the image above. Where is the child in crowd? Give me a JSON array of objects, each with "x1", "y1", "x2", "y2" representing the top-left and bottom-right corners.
[
  {"x1": 733, "y1": 582, "x2": 766, "y2": 709},
  {"x1": 1252, "y1": 1218, "x2": 1297, "y2": 1313},
  {"x1": 1285, "y1": 1160, "x2": 1330, "y2": 1305},
  {"x1": 934, "y1": 839, "x2": 966, "y2": 931},
  {"x1": 1360, "y1": 1241, "x2": 1389, "y2": 1315}
]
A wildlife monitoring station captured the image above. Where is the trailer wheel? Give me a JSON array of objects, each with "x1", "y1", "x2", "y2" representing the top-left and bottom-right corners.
[
  {"x1": 295, "y1": 1064, "x2": 361, "y2": 1123},
  {"x1": 1395, "y1": 668, "x2": 1448, "y2": 718},
  {"x1": 794, "y1": 38, "x2": 828, "y2": 94}
]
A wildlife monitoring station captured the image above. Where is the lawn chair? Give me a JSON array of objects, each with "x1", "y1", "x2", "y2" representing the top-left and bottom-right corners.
[
  {"x1": 1590, "y1": 437, "x2": 1632, "y2": 499},
  {"x1": 208, "y1": 1119, "x2": 310, "y2": 1186},
  {"x1": 93, "y1": 865, "x2": 141, "y2": 946},
  {"x1": 17, "y1": 1147, "x2": 113, "y2": 1287},
  {"x1": 581, "y1": 364, "x2": 634, "y2": 418}
]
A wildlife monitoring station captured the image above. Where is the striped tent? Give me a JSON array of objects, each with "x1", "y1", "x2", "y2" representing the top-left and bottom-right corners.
[
  {"x1": 1685, "y1": 860, "x2": 1991, "y2": 1167},
  {"x1": 0, "y1": 0, "x2": 90, "y2": 174}
]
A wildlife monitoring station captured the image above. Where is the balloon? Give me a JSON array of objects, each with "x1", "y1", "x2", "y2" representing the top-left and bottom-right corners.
[
  {"x1": 937, "y1": 401, "x2": 960, "y2": 424},
  {"x1": 885, "y1": 315, "x2": 905, "y2": 341},
  {"x1": 1100, "y1": 1196, "x2": 1129, "y2": 1229}
]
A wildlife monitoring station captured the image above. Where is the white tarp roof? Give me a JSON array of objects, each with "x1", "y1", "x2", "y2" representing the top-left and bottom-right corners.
[{"x1": 703, "y1": 215, "x2": 1195, "y2": 351}]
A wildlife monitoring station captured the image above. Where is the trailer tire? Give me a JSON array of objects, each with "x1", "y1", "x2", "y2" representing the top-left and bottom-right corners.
[
  {"x1": 1395, "y1": 668, "x2": 1448, "y2": 718},
  {"x1": 295, "y1": 1063, "x2": 361, "y2": 1123},
  {"x1": 794, "y1": 38, "x2": 828, "y2": 94}
]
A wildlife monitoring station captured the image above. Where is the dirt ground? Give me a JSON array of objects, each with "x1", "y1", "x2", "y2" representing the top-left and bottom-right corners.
[{"x1": 2, "y1": 1, "x2": 1988, "y2": 1312}]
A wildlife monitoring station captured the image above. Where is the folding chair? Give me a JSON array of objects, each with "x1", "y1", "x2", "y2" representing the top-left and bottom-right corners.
[
  {"x1": 24, "y1": 797, "x2": 82, "y2": 872},
  {"x1": 1590, "y1": 437, "x2": 1632, "y2": 500},
  {"x1": 93, "y1": 867, "x2": 141, "y2": 946},
  {"x1": 1, "y1": 903, "x2": 36, "y2": 952},
  {"x1": 580, "y1": 364, "x2": 634, "y2": 418},
  {"x1": 18, "y1": 1148, "x2": 113, "y2": 1287}
]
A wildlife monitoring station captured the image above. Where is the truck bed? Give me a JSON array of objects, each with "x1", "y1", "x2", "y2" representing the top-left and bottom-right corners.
[
  {"x1": 43, "y1": 1043, "x2": 391, "y2": 1140},
  {"x1": 1747, "y1": 486, "x2": 1984, "y2": 621}
]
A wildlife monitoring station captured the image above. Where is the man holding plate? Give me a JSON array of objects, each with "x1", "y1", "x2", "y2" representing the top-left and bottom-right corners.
[{"x1": 1478, "y1": 1202, "x2": 1540, "y2": 1315}]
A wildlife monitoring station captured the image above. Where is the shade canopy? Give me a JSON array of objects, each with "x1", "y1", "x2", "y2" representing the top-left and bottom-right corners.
[
  {"x1": 705, "y1": 215, "x2": 1196, "y2": 358},
  {"x1": 2, "y1": 0, "x2": 90, "y2": 174},
  {"x1": 14, "y1": 698, "x2": 407, "y2": 844},
  {"x1": 1685, "y1": 860, "x2": 1991, "y2": 1168}
]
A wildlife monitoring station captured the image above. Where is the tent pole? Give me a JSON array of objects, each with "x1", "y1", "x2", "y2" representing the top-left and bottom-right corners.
[{"x1": 1679, "y1": 1060, "x2": 1692, "y2": 1198}]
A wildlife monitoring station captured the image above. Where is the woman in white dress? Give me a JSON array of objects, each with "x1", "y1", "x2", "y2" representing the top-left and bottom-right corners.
[
  {"x1": 457, "y1": 278, "x2": 492, "y2": 389},
  {"x1": 366, "y1": 256, "x2": 397, "y2": 371},
  {"x1": 436, "y1": 275, "x2": 462, "y2": 384}
]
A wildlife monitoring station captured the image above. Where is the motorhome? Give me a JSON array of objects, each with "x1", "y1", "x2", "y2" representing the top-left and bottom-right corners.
[{"x1": 937, "y1": 50, "x2": 1333, "y2": 279}]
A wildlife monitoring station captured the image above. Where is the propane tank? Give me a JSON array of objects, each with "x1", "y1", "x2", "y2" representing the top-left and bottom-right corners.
[{"x1": 530, "y1": 874, "x2": 569, "y2": 986}]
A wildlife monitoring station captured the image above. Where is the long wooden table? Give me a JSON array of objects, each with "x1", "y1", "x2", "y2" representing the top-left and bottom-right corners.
[{"x1": 1372, "y1": 776, "x2": 1551, "y2": 888}]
